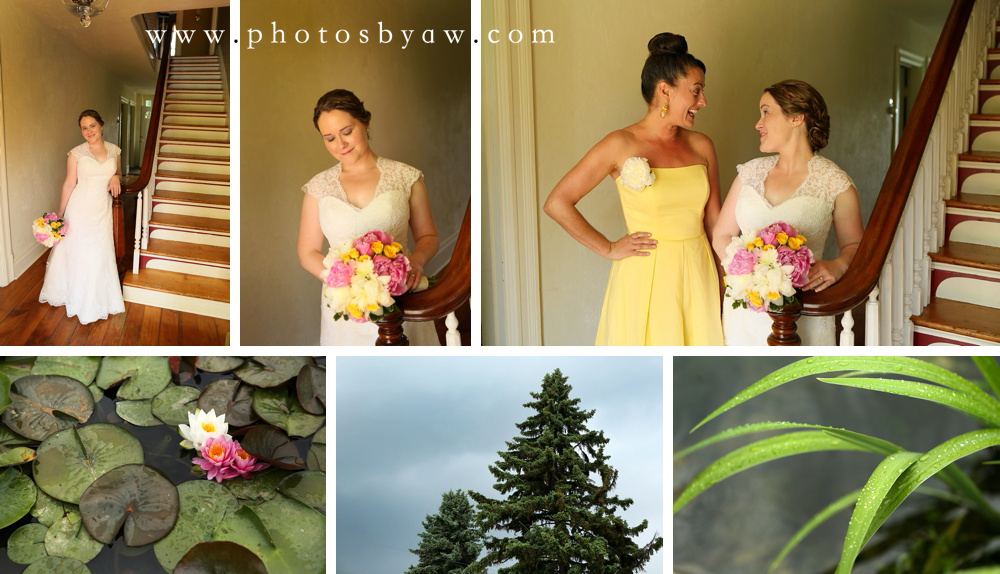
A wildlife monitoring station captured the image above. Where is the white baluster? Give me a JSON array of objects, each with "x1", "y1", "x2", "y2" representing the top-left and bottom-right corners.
[
  {"x1": 839, "y1": 309, "x2": 855, "y2": 347},
  {"x1": 132, "y1": 189, "x2": 143, "y2": 274},
  {"x1": 445, "y1": 311, "x2": 461, "y2": 346},
  {"x1": 865, "y1": 285, "x2": 880, "y2": 346},
  {"x1": 142, "y1": 186, "x2": 153, "y2": 250},
  {"x1": 881, "y1": 259, "x2": 894, "y2": 346}
]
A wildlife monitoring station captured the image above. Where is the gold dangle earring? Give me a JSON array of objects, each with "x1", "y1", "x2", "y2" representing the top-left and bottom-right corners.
[{"x1": 660, "y1": 101, "x2": 669, "y2": 118}]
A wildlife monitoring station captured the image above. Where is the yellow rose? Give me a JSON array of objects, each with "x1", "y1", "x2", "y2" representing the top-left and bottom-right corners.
[
  {"x1": 349, "y1": 248, "x2": 360, "y2": 259},
  {"x1": 753, "y1": 238, "x2": 764, "y2": 248},
  {"x1": 796, "y1": 234, "x2": 806, "y2": 244},
  {"x1": 766, "y1": 291, "x2": 781, "y2": 300},
  {"x1": 383, "y1": 244, "x2": 398, "y2": 258},
  {"x1": 787, "y1": 237, "x2": 802, "y2": 249},
  {"x1": 347, "y1": 304, "x2": 363, "y2": 319},
  {"x1": 358, "y1": 254, "x2": 371, "y2": 262},
  {"x1": 746, "y1": 242, "x2": 756, "y2": 250},
  {"x1": 776, "y1": 232, "x2": 788, "y2": 245},
  {"x1": 372, "y1": 241, "x2": 384, "y2": 255},
  {"x1": 341, "y1": 253, "x2": 352, "y2": 263},
  {"x1": 761, "y1": 244, "x2": 775, "y2": 251},
  {"x1": 391, "y1": 242, "x2": 402, "y2": 251},
  {"x1": 748, "y1": 291, "x2": 763, "y2": 308}
]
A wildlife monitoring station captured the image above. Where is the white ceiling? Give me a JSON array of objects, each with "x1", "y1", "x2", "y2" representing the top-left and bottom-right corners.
[
  {"x1": 13, "y1": 0, "x2": 229, "y2": 93},
  {"x1": 877, "y1": 0, "x2": 953, "y2": 31}
]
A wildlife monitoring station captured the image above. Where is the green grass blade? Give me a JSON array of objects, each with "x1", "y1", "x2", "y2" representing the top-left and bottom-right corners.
[
  {"x1": 953, "y1": 568, "x2": 1000, "y2": 573},
  {"x1": 973, "y1": 357, "x2": 1000, "y2": 399},
  {"x1": 768, "y1": 489, "x2": 861, "y2": 574},
  {"x1": 691, "y1": 357, "x2": 992, "y2": 432},
  {"x1": 836, "y1": 451, "x2": 922, "y2": 574},
  {"x1": 675, "y1": 422, "x2": 885, "y2": 461},
  {"x1": 818, "y1": 377, "x2": 1000, "y2": 427},
  {"x1": 674, "y1": 431, "x2": 876, "y2": 513},
  {"x1": 866, "y1": 429, "x2": 1000, "y2": 542}
]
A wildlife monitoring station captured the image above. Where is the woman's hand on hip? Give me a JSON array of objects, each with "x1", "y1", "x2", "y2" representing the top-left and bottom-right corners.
[{"x1": 606, "y1": 232, "x2": 656, "y2": 260}]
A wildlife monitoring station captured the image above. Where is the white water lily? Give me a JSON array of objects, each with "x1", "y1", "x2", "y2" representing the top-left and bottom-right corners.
[
  {"x1": 178, "y1": 408, "x2": 231, "y2": 450},
  {"x1": 619, "y1": 157, "x2": 656, "y2": 191}
]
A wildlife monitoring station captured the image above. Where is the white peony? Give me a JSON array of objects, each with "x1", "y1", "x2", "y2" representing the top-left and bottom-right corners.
[
  {"x1": 178, "y1": 408, "x2": 231, "y2": 450},
  {"x1": 619, "y1": 157, "x2": 656, "y2": 191}
]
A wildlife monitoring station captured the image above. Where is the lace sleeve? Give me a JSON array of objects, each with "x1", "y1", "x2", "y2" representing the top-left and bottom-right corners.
[
  {"x1": 808, "y1": 156, "x2": 856, "y2": 202},
  {"x1": 380, "y1": 159, "x2": 423, "y2": 200},
  {"x1": 735, "y1": 156, "x2": 773, "y2": 189},
  {"x1": 107, "y1": 143, "x2": 121, "y2": 160},
  {"x1": 68, "y1": 144, "x2": 86, "y2": 160},
  {"x1": 301, "y1": 166, "x2": 341, "y2": 200}
]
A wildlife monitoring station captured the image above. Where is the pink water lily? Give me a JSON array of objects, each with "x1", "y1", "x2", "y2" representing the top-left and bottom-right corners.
[
  {"x1": 192, "y1": 435, "x2": 240, "y2": 482},
  {"x1": 230, "y1": 445, "x2": 269, "y2": 478}
]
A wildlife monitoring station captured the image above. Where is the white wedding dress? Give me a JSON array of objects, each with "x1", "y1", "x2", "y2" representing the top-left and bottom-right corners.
[
  {"x1": 39, "y1": 142, "x2": 125, "y2": 325},
  {"x1": 302, "y1": 156, "x2": 440, "y2": 346},
  {"x1": 723, "y1": 154, "x2": 854, "y2": 346}
]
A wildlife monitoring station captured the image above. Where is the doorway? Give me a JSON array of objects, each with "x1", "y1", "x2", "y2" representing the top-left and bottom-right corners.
[
  {"x1": 892, "y1": 48, "x2": 927, "y2": 152},
  {"x1": 0, "y1": 41, "x2": 12, "y2": 286}
]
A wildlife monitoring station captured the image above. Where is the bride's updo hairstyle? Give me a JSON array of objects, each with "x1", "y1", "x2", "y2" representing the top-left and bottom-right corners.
[
  {"x1": 312, "y1": 89, "x2": 372, "y2": 130},
  {"x1": 640, "y1": 32, "x2": 706, "y2": 104},
  {"x1": 764, "y1": 80, "x2": 831, "y2": 152},
  {"x1": 78, "y1": 110, "x2": 104, "y2": 126}
]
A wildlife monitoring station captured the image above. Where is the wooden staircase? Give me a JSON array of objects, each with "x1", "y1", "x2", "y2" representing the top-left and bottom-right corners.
[
  {"x1": 122, "y1": 55, "x2": 230, "y2": 320},
  {"x1": 911, "y1": 31, "x2": 1000, "y2": 345}
]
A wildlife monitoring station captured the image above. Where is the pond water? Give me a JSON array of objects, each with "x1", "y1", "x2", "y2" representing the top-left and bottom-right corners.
[{"x1": 0, "y1": 357, "x2": 324, "y2": 574}]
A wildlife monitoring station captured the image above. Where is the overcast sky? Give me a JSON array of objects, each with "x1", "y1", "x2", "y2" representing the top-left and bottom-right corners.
[{"x1": 335, "y1": 356, "x2": 664, "y2": 574}]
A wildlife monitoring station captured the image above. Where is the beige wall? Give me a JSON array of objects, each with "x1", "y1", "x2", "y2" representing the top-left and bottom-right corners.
[
  {"x1": 240, "y1": 0, "x2": 471, "y2": 345},
  {"x1": 0, "y1": 1, "x2": 134, "y2": 278},
  {"x1": 516, "y1": 0, "x2": 941, "y2": 345}
]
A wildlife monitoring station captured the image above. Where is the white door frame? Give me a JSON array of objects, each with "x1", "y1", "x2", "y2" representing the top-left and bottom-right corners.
[
  {"x1": 0, "y1": 32, "x2": 13, "y2": 287},
  {"x1": 892, "y1": 47, "x2": 928, "y2": 151}
]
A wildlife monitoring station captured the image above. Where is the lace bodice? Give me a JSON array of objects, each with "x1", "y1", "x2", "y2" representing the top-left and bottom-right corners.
[
  {"x1": 302, "y1": 156, "x2": 422, "y2": 248},
  {"x1": 69, "y1": 142, "x2": 120, "y2": 164},
  {"x1": 734, "y1": 154, "x2": 853, "y2": 259}
]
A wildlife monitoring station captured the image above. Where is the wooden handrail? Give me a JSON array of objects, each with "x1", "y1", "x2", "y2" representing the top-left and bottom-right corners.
[
  {"x1": 783, "y1": 0, "x2": 975, "y2": 327},
  {"x1": 113, "y1": 16, "x2": 174, "y2": 277},
  {"x1": 376, "y1": 202, "x2": 472, "y2": 345}
]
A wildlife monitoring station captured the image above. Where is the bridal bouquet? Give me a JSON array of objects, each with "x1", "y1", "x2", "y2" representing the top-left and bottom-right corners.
[
  {"x1": 322, "y1": 230, "x2": 422, "y2": 322},
  {"x1": 721, "y1": 221, "x2": 814, "y2": 313},
  {"x1": 32, "y1": 212, "x2": 67, "y2": 248}
]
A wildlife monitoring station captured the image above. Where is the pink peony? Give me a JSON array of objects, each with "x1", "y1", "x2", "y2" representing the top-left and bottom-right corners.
[
  {"x1": 42, "y1": 212, "x2": 58, "y2": 221},
  {"x1": 372, "y1": 254, "x2": 410, "y2": 296},
  {"x1": 726, "y1": 249, "x2": 758, "y2": 276},
  {"x1": 325, "y1": 260, "x2": 353, "y2": 288},
  {"x1": 192, "y1": 435, "x2": 240, "y2": 482},
  {"x1": 353, "y1": 230, "x2": 394, "y2": 257},
  {"x1": 761, "y1": 221, "x2": 798, "y2": 238},
  {"x1": 34, "y1": 233, "x2": 49, "y2": 242},
  {"x1": 229, "y1": 444, "x2": 269, "y2": 478},
  {"x1": 777, "y1": 246, "x2": 814, "y2": 287}
]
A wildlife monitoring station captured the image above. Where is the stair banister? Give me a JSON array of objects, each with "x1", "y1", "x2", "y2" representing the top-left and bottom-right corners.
[
  {"x1": 376, "y1": 202, "x2": 472, "y2": 345},
  {"x1": 768, "y1": 0, "x2": 985, "y2": 344},
  {"x1": 113, "y1": 15, "x2": 174, "y2": 279}
]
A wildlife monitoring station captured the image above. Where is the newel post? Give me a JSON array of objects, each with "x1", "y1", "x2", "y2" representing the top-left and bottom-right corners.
[
  {"x1": 767, "y1": 301, "x2": 802, "y2": 346},
  {"x1": 375, "y1": 309, "x2": 410, "y2": 346},
  {"x1": 112, "y1": 192, "x2": 126, "y2": 278}
]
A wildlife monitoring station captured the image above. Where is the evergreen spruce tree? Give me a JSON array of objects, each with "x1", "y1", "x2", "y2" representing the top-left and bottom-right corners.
[
  {"x1": 406, "y1": 489, "x2": 484, "y2": 574},
  {"x1": 470, "y1": 369, "x2": 663, "y2": 573}
]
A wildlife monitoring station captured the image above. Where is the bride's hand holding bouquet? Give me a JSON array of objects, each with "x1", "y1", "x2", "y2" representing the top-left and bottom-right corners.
[{"x1": 721, "y1": 221, "x2": 814, "y2": 313}]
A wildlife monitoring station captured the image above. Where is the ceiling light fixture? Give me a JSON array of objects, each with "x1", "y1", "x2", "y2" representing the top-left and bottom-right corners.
[{"x1": 62, "y1": 0, "x2": 111, "y2": 28}]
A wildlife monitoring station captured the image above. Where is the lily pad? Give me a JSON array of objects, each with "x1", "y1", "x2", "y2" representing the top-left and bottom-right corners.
[
  {"x1": 0, "y1": 466, "x2": 36, "y2": 528},
  {"x1": 235, "y1": 357, "x2": 314, "y2": 388},
  {"x1": 32, "y1": 487, "x2": 70, "y2": 526},
  {"x1": 150, "y1": 385, "x2": 201, "y2": 425},
  {"x1": 2, "y1": 375, "x2": 95, "y2": 441},
  {"x1": 0, "y1": 357, "x2": 34, "y2": 382},
  {"x1": 237, "y1": 425, "x2": 304, "y2": 469},
  {"x1": 278, "y1": 471, "x2": 325, "y2": 514},
  {"x1": 31, "y1": 357, "x2": 101, "y2": 386},
  {"x1": 153, "y1": 480, "x2": 240, "y2": 572},
  {"x1": 33, "y1": 423, "x2": 144, "y2": 503},
  {"x1": 295, "y1": 365, "x2": 326, "y2": 415},
  {"x1": 95, "y1": 357, "x2": 172, "y2": 400},
  {"x1": 23, "y1": 556, "x2": 91, "y2": 574},
  {"x1": 79, "y1": 463, "x2": 179, "y2": 546},
  {"x1": 307, "y1": 426, "x2": 325, "y2": 472},
  {"x1": 223, "y1": 468, "x2": 293, "y2": 502},
  {"x1": 0, "y1": 371, "x2": 10, "y2": 416},
  {"x1": 115, "y1": 399, "x2": 161, "y2": 427},
  {"x1": 0, "y1": 420, "x2": 36, "y2": 467},
  {"x1": 174, "y1": 540, "x2": 268, "y2": 574},
  {"x1": 198, "y1": 379, "x2": 257, "y2": 427},
  {"x1": 45, "y1": 509, "x2": 103, "y2": 563},
  {"x1": 213, "y1": 497, "x2": 324, "y2": 574},
  {"x1": 7, "y1": 522, "x2": 49, "y2": 564},
  {"x1": 196, "y1": 357, "x2": 246, "y2": 373},
  {"x1": 252, "y1": 388, "x2": 324, "y2": 437}
]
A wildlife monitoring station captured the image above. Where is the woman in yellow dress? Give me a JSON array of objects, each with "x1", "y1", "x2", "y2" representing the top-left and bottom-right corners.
[{"x1": 544, "y1": 32, "x2": 724, "y2": 345}]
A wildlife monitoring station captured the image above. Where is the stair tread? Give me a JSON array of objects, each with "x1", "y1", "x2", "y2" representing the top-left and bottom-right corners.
[
  {"x1": 143, "y1": 238, "x2": 229, "y2": 265},
  {"x1": 931, "y1": 242, "x2": 1000, "y2": 271},
  {"x1": 958, "y1": 150, "x2": 1000, "y2": 162},
  {"x1": 161, "y1": 121, "x2": 229, "y2": 129},
  {"x1": 157, "y1": 152, "x2": 230, "y2": 162},
  {"x1": 160, "y1": 138, "x2": 230, "y2": 145},
  {"x1": 123, "y1": 269, "x2": 229, "y2": 302},
  {"x1": 163, "y1": 111, "x2": 227, "y2": 117},
  {"x1": 911, "y1": 299, "x2": 1000, "y2": 343},
  {"x1": 154, "y1": 190, "x2": 230, "y2": 206},
  {"x1": 970, "y1": 113, "x2": 1000, "y2": 120},
  {"x1": 156, "y1": 169, "x2": 230, "y2": 182},
  {"x1": 150, "y1": 212, "x2": 230, "y2": 233},
  {"x1": 946, "y1": 193, "x2": 1000, "y2": 213}
]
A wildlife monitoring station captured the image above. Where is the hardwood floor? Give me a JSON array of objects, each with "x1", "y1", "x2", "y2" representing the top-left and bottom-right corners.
[{"x1": 0, "y1": 253, "x2": 228, "y2": 346}]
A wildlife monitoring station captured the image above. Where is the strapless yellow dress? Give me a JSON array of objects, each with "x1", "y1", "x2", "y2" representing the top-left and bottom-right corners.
[{"x1": 595, "y1": 164, "x2": 724, "y2": 345}]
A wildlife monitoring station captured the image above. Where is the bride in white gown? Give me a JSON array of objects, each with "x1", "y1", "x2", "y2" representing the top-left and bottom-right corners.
[
  {"x1": 297, "y1": 89, "x2": 441, "y2": 346},
  {"x1": 712, "y1": 80, "x2": 864, "y2": 345},
  {"x1": 39, "y1": 110, "x2": 126, "y2": 325}
]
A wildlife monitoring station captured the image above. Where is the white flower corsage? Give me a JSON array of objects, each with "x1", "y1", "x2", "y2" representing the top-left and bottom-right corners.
[{"x1": 619, "y1": 157, "x2": 655, "y2": 191}]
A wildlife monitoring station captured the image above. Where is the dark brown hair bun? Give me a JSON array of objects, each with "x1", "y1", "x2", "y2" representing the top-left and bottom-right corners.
[
  {"x1": 78, "y1": 109, "x2": 104, "y2": 126},
  {"x1": 763, "y1": 80, "x2": 831, "y2": 151},
  {"x1": 641, "y1": 33, "x2": 706, "y2": 104},
  {"x1": 312, "y1": 89, "x2": 372, "y2": 131}
]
